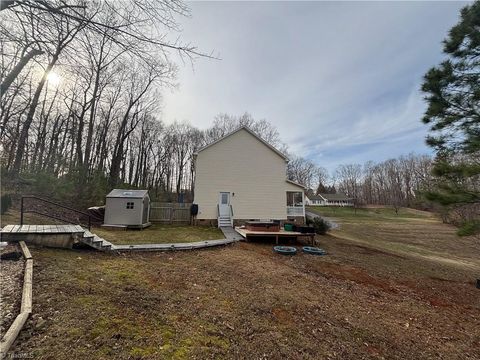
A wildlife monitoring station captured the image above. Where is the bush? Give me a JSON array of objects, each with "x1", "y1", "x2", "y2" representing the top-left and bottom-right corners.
[
  {"x1": 1, "y1": 194, "x2": 12, "y2": 215},
  {"x1": 457, "y1": 220, "x2": 480, "y2": 237},
  {"x1": 311, "y1": 217, "x2": 331, "y2": 235}
]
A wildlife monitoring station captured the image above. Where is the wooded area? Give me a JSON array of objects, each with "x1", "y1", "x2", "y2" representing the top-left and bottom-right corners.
[{"x1": 0, "y1": 1, "x2": 285, "y2": 206}]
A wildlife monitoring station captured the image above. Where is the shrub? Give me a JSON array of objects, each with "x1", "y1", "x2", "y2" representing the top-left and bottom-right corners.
[
  {"x1": 311, "y1": 217, "x2": 331, "y2": 235},
  {"x1": 1, "y1": 194, "x2": 12, "y2": 215},
  {"x1": 457, "y1": 220, "x2": 480, "y2": 237}
]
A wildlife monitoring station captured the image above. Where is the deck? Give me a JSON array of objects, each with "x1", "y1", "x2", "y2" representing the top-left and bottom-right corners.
[
  {"x1": 1, "y1": 225, "x2": 85, "y2": 234},
  {"x1": 235, "y1": 226, "x2": 315, "y2": 245}
]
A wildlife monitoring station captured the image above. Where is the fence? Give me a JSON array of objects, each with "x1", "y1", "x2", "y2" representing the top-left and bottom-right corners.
[{"x1": 150, "y1": 202, "x2": 192, "y2": 224}]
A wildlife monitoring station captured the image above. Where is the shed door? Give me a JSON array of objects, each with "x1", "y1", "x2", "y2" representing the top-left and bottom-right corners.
[{"x1": 218, "y1": 192, "x2": 230, "y2": 217}]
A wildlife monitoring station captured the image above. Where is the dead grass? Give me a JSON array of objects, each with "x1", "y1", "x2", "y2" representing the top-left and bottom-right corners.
[
  {"x1": 310, "y1": 207, "x2": 480, "y2": 272},
  {"x1": 93, "y1": 225, "x2": 224, "y2": 245},
  {"x1": 6, "y1": 207, "x2": 480, "y2": 359}
]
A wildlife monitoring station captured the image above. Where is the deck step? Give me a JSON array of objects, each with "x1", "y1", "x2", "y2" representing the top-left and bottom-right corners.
[
  {"x1": 0, "y1": 225, "x2": 114, "y2": 252},
  {"x1": 77, "y1": 229, "x2": 115, "y2": 252},
  {"x1": 217, "y1": 216, "x2": 232, "y2": 228}
]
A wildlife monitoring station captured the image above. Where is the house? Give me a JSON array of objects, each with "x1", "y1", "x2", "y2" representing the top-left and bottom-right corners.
[
  {"x1": 306, "y1": 192, "x2": 354, "y2": 207},
  {"x1": 193, "y1": 127, "x2": 305, "y2": 227},
  {"x1": 103, "y1": 189, "x2": 151, "y2": 228},
  {"x1": 305, "y1": 194, "x2": 325, "y2": 206}
]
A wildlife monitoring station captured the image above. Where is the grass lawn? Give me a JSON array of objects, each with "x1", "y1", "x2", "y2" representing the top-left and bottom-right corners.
[
  {"x1": 93, "y1": 224, "x2": 224, "y2": 245},
  {"x1": 307, "y1": 205, "x2": 435, "y2": 221},
  {"x1": 307, "y1": 206, "x2": 480, "y2": 271},
  {"x1": 4, "y1": 207, "x2": 480, "y2": 359}
]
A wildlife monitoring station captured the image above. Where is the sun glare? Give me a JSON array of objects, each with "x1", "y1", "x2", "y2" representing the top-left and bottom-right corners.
[{"x1": 46, "y1": 71, "x2": 61, "y2": 86}]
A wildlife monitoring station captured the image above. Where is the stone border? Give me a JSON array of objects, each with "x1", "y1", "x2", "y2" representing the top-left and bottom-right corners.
[
  {"x1": 111, "y1": 226, "x2": 243, "y2": 252},
  {"x1": 112, "y1": 237, "x2": 239, "y2": 252},
  {"x1": 0, "y1": 241, "x2": 33, "y2": 359}
]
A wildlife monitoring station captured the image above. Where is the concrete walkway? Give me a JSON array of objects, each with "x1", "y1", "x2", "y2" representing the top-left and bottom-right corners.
[
  {"x1": 112, "y1": 238, "x2": 238, "y2": 252},
  {"x1": 112, "y1": 227, "x2": 243, "y2": 252},
  {"x1": 220, "y1": 226, "x2": 244, "y2": 241}
]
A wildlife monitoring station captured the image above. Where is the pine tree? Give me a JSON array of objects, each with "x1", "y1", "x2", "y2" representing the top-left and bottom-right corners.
[
  {"x1": 316, "y1": 182, "x2": 327, "y2": 195},
  {"x1": 421, "y1": 1, "x2": 480, "y2": 235}
]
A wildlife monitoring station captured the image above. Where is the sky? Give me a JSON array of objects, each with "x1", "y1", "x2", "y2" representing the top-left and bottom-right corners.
[{"x1": 163, "y1": 1, "x2": 468, "y2": 172}]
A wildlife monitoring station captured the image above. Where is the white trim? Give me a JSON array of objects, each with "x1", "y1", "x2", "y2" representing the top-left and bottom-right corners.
[
  {"x1": 302, "y1": 191, "x2": 305, "y2": 217},
  {"x1": 285, "y1": 179, "x2": 306, "y2": 189},
  {"x1": 194, "y1": 126, "x2": 289, "y2": 161},
  {"x1": 317, "y1": 194, "x2": 328, "y2": 201}
]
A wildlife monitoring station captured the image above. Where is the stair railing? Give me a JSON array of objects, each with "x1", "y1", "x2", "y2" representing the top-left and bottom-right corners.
[{"x1": 20, "y1": 195, "x2": 92, "y2": 230}]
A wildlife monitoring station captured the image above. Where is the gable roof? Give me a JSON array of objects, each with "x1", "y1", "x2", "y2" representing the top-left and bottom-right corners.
[
  {"x1": 307, "y1": 194, "x2": 324, "y2": 201},
  {"x1": 318, "y1": 193, "x2": 353, "y2": 201},
  {"x1": 194, "y1": 126, "x2": 289, "y2": 161},
  {"x1": 286, "y1": 179, "x2": 306, "y2": 189},
  {"x1": 107, "y1": 189, "x2": 149, "y2": 198}
]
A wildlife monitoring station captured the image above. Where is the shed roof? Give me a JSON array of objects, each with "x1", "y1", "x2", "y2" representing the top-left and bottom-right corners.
[{"x1": 107, "y1": 189, "x2": 149, "y2": 198}]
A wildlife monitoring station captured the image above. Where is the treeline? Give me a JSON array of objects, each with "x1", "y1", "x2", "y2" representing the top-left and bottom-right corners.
[
  {"x1": 334, "y1": 155, "x2": 434, "y2": 209},
  {"x1": 291, "y1": 154, "x2": 434, "y2": 210}
]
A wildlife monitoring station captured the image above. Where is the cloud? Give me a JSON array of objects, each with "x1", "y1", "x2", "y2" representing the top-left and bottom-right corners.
[{"x1": 163, "y1": 1, "x2": 466, "y2": 171}]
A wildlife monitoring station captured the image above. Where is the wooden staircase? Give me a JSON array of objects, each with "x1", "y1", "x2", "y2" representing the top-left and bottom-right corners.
[
  {"x1": 80, "y1": 230, "x2": 115, "y2": 251},
  {"x1": 0, "y1": 225, "x2": 115, "y2": 252},
  {"x1": 218, "y1": 215, "x2": 232, "y2": 228}
]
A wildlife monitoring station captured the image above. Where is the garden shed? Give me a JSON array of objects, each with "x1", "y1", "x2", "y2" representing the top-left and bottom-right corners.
[{"x1": 103, "y1": 189, "x2": 151, "y2": 228}]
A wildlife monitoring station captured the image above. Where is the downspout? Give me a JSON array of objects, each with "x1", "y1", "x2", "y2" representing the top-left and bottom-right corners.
[{"x1": 302, "y1": 191, "x2": 305, "y2": 221}]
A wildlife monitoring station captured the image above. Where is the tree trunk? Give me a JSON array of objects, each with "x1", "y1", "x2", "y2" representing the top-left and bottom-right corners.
[
  {"x1": 0, "y1": 48, "x2": 43, "y2": 97},
  {"x1": 11, "y1": 54, "x2": 58, "y2": 175}
]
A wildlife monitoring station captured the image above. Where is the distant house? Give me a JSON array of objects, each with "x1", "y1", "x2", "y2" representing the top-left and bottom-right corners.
[
  {"x1": 305, "y1": 194, "x2": 325, "y2": 206},
  {"x1": 306, "y1": 193, "x2": 354, "y2": 207},
  {"x1": 193, "y1": 126, "x2": 305, "y2": 227}
]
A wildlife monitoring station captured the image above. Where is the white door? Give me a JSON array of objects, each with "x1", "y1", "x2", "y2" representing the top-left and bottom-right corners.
[{"x1": 218, "y1": 192, "x2": 230, "y2": 217}]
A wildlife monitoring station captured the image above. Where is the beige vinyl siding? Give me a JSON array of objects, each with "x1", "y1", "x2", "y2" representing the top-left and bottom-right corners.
[{"x1": 194, "y1": 129, "x2": 302, "y2": 220}]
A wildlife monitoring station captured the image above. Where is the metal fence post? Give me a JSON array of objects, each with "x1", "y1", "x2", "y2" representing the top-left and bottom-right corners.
[{"x1": 20, "y1": 196, "x2": 24, "y2": 226}]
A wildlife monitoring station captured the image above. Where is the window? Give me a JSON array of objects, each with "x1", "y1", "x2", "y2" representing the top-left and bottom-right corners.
[
  {"x1": 126, "y1": 202, "x2": 134, "y2": 209},
  {"x1": 221, "y1": 193, "x2": 228, "y2": 205},
  {"x1": 286, "y1": 192, "x2": 303, "y2": 207}
]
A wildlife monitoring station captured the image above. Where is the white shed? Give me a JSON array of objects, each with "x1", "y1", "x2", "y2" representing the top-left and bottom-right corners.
[{"x1": 104, "y1": 189, "x2": 151, "y2": 228}]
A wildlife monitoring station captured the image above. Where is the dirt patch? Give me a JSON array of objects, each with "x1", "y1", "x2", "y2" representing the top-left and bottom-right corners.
[
  {"x1": 308, "y1": 261, "x2": 398, "y2": 293},
  {"x1": 344, "y1": 243, "x2": 406, "y2": 259}
]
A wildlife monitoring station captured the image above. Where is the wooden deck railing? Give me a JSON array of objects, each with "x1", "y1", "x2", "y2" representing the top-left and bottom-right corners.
[
  {"x1": 20, "y1": 195, "x2": 92, "y2": 229},
  {"x1": 287, "y1": 206, "x2": 304, "y2": 216}
]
